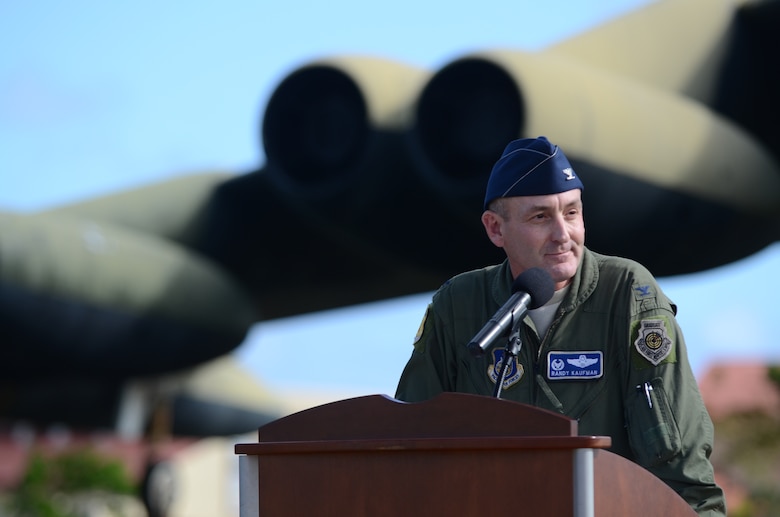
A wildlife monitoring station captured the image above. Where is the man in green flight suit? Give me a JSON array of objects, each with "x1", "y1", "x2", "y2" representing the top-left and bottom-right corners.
[{"x1": 395, "y1": 136, "x2": 726, "y2": 516}]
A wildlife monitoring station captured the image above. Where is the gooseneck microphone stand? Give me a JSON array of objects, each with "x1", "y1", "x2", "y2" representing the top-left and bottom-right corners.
[{"x1": 492, "y1": 321, "x2": 523, "y2": 399}]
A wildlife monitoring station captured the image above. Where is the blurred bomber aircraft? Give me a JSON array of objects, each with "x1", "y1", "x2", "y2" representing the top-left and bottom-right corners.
[{"x1": 1, "y1": 0, "x2": 780, "y2": 441}]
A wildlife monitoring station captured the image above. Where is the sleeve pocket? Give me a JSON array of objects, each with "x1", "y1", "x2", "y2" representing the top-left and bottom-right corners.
[{"x1": 626, "y1": 377, "x2": 682, "y2": 467}]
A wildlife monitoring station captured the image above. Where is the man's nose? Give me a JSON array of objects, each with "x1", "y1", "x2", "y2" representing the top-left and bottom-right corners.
[{"x1": 551, "y1": 216, "x2": 570, "y2": 242}]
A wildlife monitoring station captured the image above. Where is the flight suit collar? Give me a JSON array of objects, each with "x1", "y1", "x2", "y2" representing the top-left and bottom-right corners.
[
  {"x1": 561, "y1": 247, "x2": 599, "y2": 312},
  {"x1": 490, "y1": 259, "x2": 515, "y2": 308},
  {"x1": 490, "y1": 247, "x2": 600, "y2": 311}
]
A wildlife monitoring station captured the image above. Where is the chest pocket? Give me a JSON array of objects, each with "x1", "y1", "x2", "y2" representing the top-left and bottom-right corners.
[{"x1": 625, "y1": 377, "x2": 682, "y2": 467}]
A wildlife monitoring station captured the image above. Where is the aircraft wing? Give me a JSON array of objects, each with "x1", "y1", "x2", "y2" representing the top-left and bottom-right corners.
[{"x1": 0, "y1": 193, "x2": 282, "y2": 437}]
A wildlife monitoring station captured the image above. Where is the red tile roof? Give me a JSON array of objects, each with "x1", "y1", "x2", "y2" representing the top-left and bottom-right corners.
[{"x1": 697, "y1": 362, "x2": 780, "y2": 421}]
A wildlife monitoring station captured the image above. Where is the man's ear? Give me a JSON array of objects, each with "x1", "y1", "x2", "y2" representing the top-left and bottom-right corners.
[{"x1": 481, "y1": 210, "x2": 505, "y2": 248}]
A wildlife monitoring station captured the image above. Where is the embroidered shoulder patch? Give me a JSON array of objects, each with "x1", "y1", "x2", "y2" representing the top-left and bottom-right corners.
[
  {"x1": 412, "y1": 306, "x2": 430, "y2": 352},
  {"x1": 632, "y1": 318, "x2": 674, "y2": 366}
]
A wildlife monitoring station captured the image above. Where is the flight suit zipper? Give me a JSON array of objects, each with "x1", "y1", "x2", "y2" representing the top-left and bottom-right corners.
[{"x1": 530, "y1": 308, "x2": 566, "y2": 412}]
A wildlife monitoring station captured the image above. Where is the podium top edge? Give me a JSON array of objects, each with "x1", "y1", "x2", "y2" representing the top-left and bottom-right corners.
[
  {"x1": 249, "y1": 393, "x2": 581, "y2": 442},
  {"x1": 235, "y1": 435, "x2": 612, "y2": 455}
]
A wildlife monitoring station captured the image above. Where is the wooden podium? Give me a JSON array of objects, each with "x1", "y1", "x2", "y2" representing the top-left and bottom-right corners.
[{"x1": 235, "y1": 393, "x2": 695, "y2": 516}]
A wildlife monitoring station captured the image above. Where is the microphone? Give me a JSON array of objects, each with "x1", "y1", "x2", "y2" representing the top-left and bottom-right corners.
[{"x1": 467, "y1": 267, "x2": 555, "y2": 357}]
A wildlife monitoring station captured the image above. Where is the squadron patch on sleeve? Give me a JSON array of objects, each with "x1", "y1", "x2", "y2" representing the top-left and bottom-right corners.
[
  {"x1": 632, "y1": 318, "x2": 674, "y2": 366},
  {"x1": 411, "y1": 306, "x2": 430, "y2": 352}
]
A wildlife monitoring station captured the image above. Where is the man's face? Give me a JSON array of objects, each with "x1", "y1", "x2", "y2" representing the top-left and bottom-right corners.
[{"x1": 481, "y1": 189, "x2": 585, "y2": 290}]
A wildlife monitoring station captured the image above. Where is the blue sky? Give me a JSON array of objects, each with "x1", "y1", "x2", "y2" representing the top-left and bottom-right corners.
[{"x1": 2, "y1": 0, "x2": 778, "y2": 402}]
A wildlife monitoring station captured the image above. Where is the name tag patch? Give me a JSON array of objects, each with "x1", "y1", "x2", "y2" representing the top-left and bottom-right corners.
[{"x1": 547, "y1": 351, "x2": 603, "y2": 380}]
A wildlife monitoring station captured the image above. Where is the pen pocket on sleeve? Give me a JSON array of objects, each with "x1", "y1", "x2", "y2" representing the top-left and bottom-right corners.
[{"x1": 626, "y1": 378, "x2": 682, "y2": 467}]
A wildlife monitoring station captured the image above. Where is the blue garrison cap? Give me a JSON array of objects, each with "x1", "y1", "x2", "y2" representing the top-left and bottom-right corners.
[{"x1": 484, "y1": 136, "x2": 584, "y2": 210}]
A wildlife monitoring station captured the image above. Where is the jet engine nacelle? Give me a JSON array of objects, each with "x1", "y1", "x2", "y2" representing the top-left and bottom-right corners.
[
  {"x1": 260, "y1": 49, "x2": 780, "y2": 277},
  {"x1": 410, "y1": 50, "x2": 780, "y2": 274}
]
